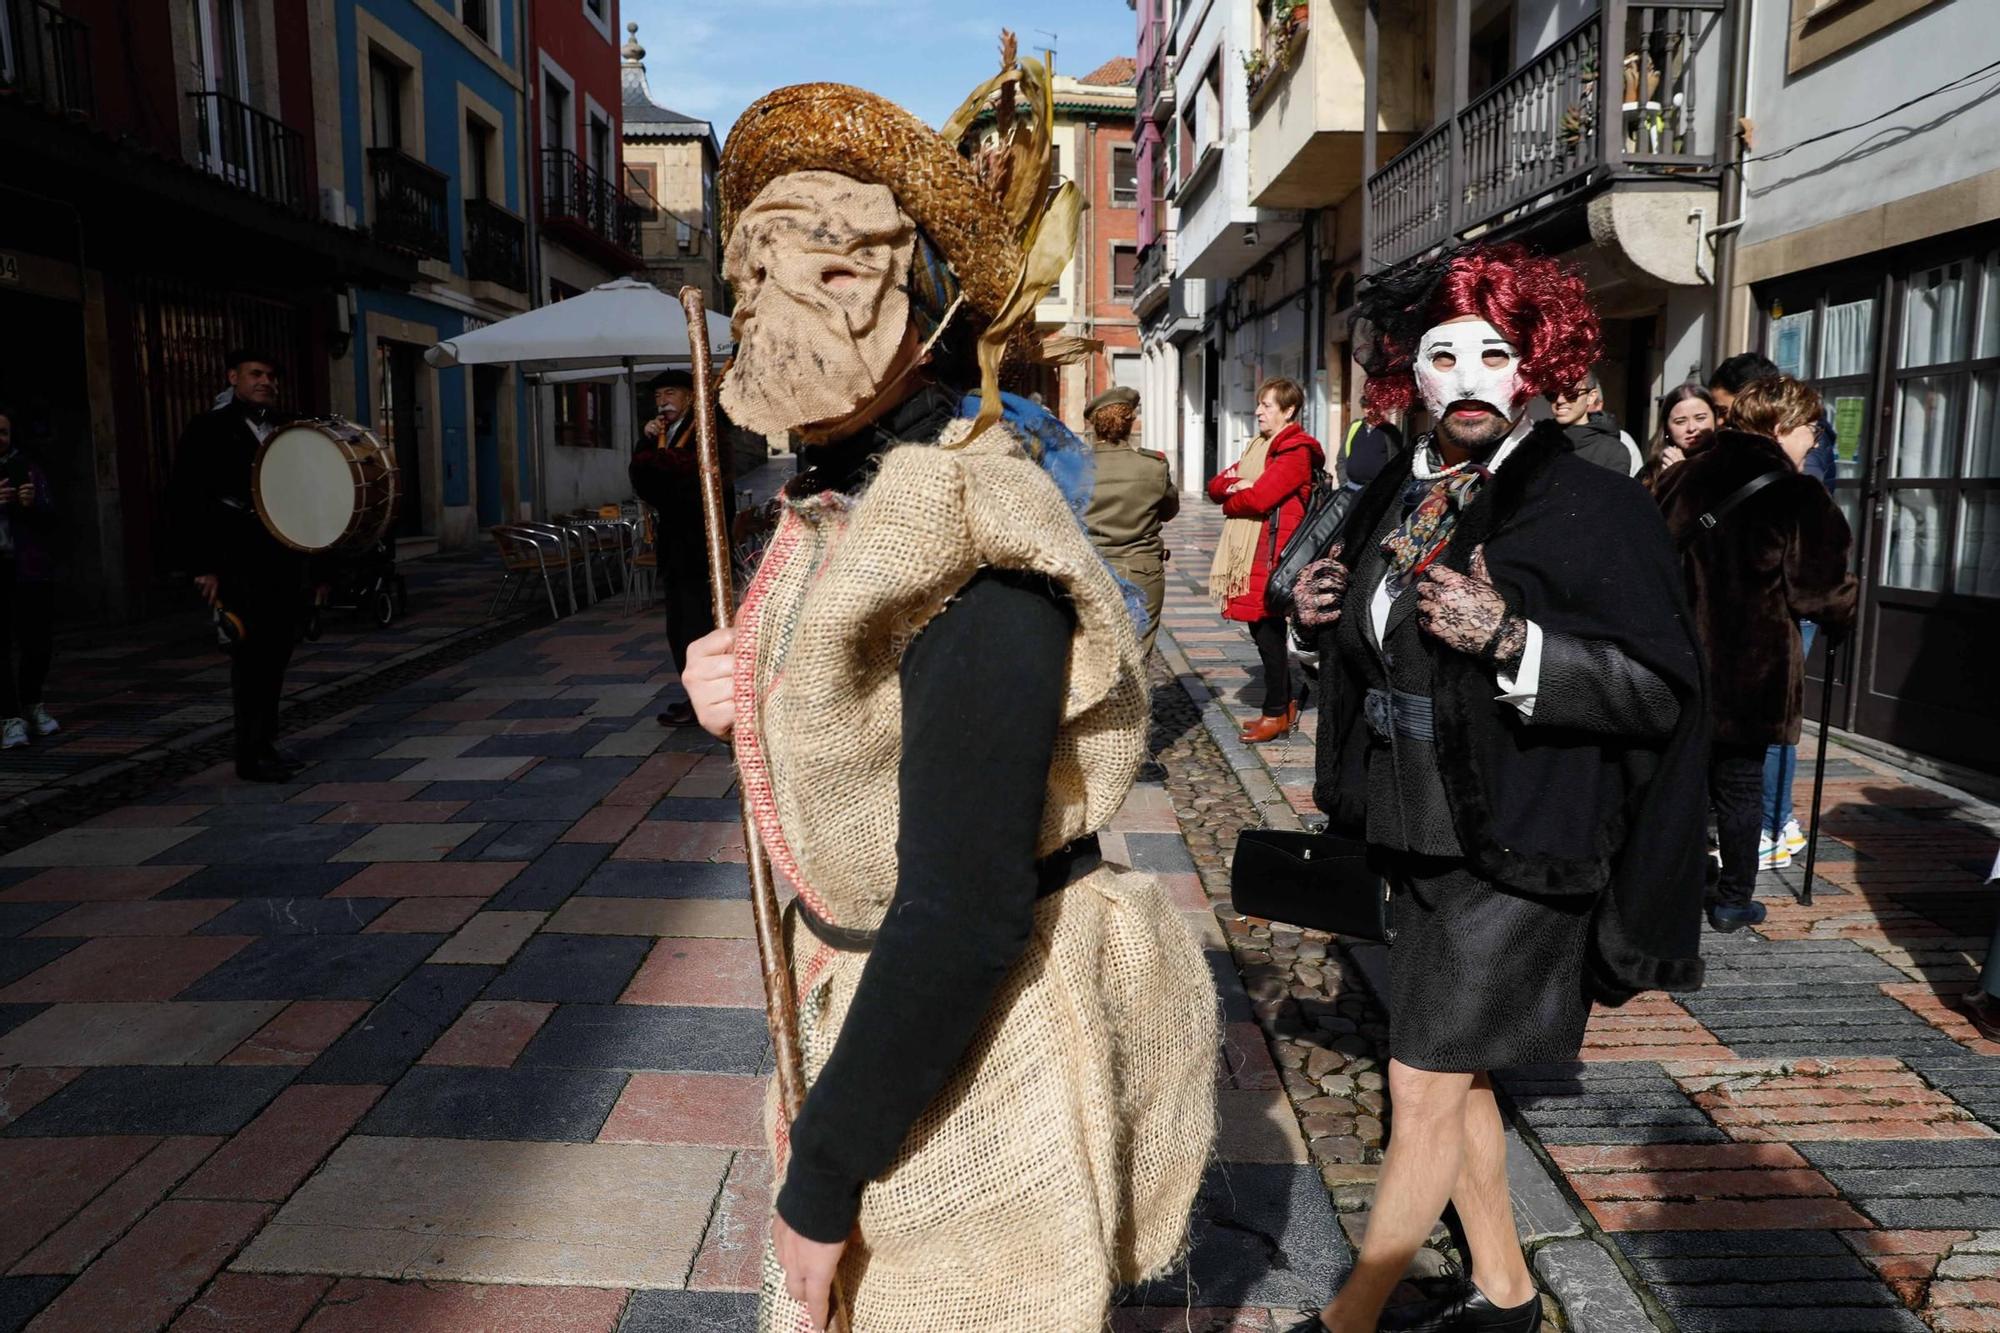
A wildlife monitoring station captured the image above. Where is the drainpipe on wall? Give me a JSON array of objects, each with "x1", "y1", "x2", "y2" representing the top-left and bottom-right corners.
[
  {"x1": 517, "y1": 0, "x2": 546, "y2": 521},
  {"x1": 1083, "y1": 119, "x2": 1099, "y2": 416},
  {"x1": 1708, "y1": 0, "x2": 1754, "y2": 372}
]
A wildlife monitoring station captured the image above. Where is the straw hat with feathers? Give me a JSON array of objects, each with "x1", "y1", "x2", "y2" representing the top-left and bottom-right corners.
[{"x1": 719, "y1": 33, "x2": 1084, "y2": 444}]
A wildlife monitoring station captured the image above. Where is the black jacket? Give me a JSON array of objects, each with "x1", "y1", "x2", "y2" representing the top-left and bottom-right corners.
[
  {"x1": 1565, "y1": 418, "x2": 1636, "y2": 476},
  {"x1": 1312, "y1": 422, "x2": 1708, "y2": 1002},
  {"x1": 168, "y1": 398, "x2": 304, "y2": 588}
]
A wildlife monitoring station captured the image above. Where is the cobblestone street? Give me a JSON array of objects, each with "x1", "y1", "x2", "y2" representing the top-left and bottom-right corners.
[{"x1": 0, "y1": 503, "x2": 1992, "y2": 1332}]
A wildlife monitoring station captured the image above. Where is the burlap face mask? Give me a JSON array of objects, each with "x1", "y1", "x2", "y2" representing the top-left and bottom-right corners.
[{"x1": 720, "y1": 171, "x2": 919, "y2": 437}]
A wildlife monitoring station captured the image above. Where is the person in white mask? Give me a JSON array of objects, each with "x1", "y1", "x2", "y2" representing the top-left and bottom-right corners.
[{"x1": 1283, "y1": 244, "x2": 1709, "y2": 1333}]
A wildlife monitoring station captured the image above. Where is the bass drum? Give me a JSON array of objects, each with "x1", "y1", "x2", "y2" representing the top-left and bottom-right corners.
[{"x1": 253, "y1": 418, "x2": 399, "y2": 554}]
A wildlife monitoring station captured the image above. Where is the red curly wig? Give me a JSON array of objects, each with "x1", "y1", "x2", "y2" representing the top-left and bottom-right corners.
[{"x1": 1354, "y1": 243, "x2": 1602, "y2": 419}]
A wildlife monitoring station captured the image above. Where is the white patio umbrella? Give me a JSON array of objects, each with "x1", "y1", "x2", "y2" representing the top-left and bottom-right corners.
[{"x1": 424, "y1": 276, "x2": 732, "y2": 375}]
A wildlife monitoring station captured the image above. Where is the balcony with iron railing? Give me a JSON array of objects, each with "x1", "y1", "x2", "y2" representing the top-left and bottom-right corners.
[
  {"x1": 1137, "y1": 18, "x2": 1172, "y2": 123},
  {"x1": 369, "y1": 146, "x2": 450, "y2": 261},
  {"x1": 0, "y1": 0, "x2": 93, "y2": 118},
  {"x1": 540, "y1": 147, "x2": 642, "y2": 266},
  {"x1": 464, "y1": 196, "x2": 527, "y2": 291},
  {"x1": 189, "y1": 90, "x2": 307, "y2": 214},
  {"x1": 1367, "y1": 0, "x2": 1725, "y2": 270},
  {"x1": 1133, "y1": 229, "x2": 1173, "y2": 316}
]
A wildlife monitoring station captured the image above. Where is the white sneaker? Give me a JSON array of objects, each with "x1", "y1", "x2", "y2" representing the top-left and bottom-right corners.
[
  {"x1": 1, "y1": 718, "x2": 27, "y2": 750},
  {"x1": 28, "y1": 704, "x2": 57, "y2": 737},
  {"x1": 1758, "y1": 832, "x2": 1792, "y2": 869},
  {"x1": 1781, "y1": 818, "x2": 1808, "y2": 855}
]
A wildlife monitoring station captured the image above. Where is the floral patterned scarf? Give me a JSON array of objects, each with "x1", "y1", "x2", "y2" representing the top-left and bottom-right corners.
[{"x1": 1381, "y1": 463, "x2": 1489, "y2": 595}]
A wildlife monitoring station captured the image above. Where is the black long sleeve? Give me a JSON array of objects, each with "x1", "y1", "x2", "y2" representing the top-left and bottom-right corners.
[
  {"x1": 774, "y1": 567, "x2": 1076, "y2": 1243},
  {"x1": 1530, "y1": 632, "x2": 1683, "y2": 740}
]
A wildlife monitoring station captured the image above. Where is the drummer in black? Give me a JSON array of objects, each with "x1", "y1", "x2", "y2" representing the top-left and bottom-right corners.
[{"x1": 168, "y1": 349, "x2": 309, "y2": 783}]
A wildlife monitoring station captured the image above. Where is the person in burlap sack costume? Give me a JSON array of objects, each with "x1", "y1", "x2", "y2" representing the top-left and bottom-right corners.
[{"x1": 680, "y1": 42, "x2": 1219, "y2": 1333}]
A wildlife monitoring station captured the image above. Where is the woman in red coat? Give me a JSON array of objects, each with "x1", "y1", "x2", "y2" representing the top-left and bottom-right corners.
[{"x1": 1206, "y1": 377, "x2": 1325, "y2": 742}]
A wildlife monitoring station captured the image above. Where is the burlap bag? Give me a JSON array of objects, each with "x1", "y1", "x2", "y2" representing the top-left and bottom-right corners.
[{"x1": 734, "y1": 420, "x2": 1218, "y2": 1331}]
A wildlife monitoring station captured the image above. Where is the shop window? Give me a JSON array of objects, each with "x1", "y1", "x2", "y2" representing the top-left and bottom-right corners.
[
  {"x1": 1760, "y1": 280, "x2": 1879, "y2": 554},
  {"x1": 1879, "y1": 251, "x2": 2000, "y2": 595}
]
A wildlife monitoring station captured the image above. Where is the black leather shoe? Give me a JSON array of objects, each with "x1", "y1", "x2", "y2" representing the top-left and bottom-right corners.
[
  {"x1": 1377, "y1": 1284, "x2": 1542, "y2": 1333},
  {"x1": 1966, "y1": 989, "x2": 2000, "y2": 1042},
  {"x1": 235, "y1": 758, "x2": 298, "y2": 784},
  {"x1": 658, "y1": 702, "x2": 695, "y2": 727},
  {"x1": 1706, "y1": 900, "x2": 1768, "y2": 933},
  {"x1": 261, "y1": 746, "x2": 303, "y2": 772},
  {"x1": 1281, "y1": 1317, "x2": 1331, "y2": 1333}
]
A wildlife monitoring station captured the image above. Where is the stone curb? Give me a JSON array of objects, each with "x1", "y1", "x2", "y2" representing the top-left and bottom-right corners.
[
  {"x1": 0, "y1": 609, "x2": 538, "y2": 824},
  {"x1": 1157, "y1": 628, "x2": 1303, "y2": 834}
]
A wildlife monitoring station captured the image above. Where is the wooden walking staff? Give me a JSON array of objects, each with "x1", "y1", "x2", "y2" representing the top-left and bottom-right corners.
[{"x1": 676, "y1": 287, "x2": 850, "y2": 1333}]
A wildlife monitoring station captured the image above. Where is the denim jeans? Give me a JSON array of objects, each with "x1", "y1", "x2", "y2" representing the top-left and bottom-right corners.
[
  {"x1": 1760, "y1": 620, "x2": 1819, "y2": 835},
  {"x1": 1711, "y1": 743, "x2": 1768, "y2": 909}
]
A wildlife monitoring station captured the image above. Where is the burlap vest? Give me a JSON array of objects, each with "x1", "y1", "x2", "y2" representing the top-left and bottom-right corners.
[{"x1": 735, "y1": 419, "x2": 1218, "y2": 1332}]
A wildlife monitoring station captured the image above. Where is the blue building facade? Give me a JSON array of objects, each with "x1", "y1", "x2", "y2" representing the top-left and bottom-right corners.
[{"x1": 325, "y1": 0, "x2": 537, "y2": 547}]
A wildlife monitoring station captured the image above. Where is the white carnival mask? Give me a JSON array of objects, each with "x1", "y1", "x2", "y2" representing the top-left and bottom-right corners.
[{"x1": 1413, "y1": 318, "x2": 1525, "y2": 422}]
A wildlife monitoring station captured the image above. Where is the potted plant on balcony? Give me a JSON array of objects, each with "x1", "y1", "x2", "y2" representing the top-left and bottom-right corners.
[
  {"x1": 1559, "y1": 102, "x2": 1592, "y2": 152},
  {"x1": 1243, "y1": 47, "x2": 1270, "y2": 85}
]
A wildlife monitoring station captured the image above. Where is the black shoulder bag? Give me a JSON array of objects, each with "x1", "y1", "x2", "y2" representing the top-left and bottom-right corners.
[
  {"x1": 1677, "y1": 469, "x2": 1789, "y2": 552},
  {"x1": 1263, "y1": 475, "x2": 1359, "y2": 619}
]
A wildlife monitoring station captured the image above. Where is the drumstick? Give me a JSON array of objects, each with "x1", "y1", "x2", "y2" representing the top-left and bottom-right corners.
[{"x1": 677, "y1": 287, "x2": 850, "y2": 1332}]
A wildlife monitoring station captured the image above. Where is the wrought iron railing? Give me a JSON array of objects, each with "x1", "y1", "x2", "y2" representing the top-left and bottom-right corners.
[
  {"x1": 368, "y1": 146, "x2": 450, "y2": 261},
  {"x1": 541, "y1": 147, "x2": 641, "y2": 258},
  {"x1": 1134, "y1": 231, "x2": 1173, "y2": 310},
  {"x1": 464, "y1": 197, "x2": 527, "y2": 290},
  {"x1": 188, "y1": 90, "x2": 307, "y2": 213},
  {"x1": 1366, "y1": 0, "x2": 1725, "y2": 270},
  {"x1": 0, "y1": 0, "x2": 93, "y2": 118},
  {"x1": 1137, "y1": 19, "x2": 1170, "y2": 122}
]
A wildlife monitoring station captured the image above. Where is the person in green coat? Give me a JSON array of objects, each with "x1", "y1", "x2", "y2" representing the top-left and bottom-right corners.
[{"x1": 1082, "y1": 386, "x2": 1179, "y2": 658}]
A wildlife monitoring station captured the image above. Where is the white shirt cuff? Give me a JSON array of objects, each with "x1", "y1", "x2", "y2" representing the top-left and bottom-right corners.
[{"x1": 1494, "y1": 619, "x2": 1543, "y2": 718}]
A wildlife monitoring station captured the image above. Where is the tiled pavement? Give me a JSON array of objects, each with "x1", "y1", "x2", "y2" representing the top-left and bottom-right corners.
[
  {"x1": 3, "y1": 492, "x2": 1994, "y2": 1333},
  {"x1": 0, "y1": 580, "x2": 1348, "y2": 1330},
  {"x1": 0, "y1": 552, "x2": 513, "y2": 806},
  {"x1": 1163, "y1": 504, "x2": 2000, "y2": 1332}
]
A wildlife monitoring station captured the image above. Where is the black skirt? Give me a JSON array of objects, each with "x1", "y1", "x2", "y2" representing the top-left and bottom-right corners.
[{"x1": 1385, "y1": 858, "x2": 1594, "y2": 1072}]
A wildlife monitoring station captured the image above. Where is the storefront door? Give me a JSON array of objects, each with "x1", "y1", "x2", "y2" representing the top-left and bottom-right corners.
[{"x1": 1760, "y1": 229, "x2": 2000, "y2": 772}]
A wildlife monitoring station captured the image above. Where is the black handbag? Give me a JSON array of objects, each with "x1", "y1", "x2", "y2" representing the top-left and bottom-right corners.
[
  {"x1": 1229, "y1": 828, "x2": 1390, "y2": 942},
  {"x1": 1263, "y1": 480, "x2": 1362, "y2": 619}
]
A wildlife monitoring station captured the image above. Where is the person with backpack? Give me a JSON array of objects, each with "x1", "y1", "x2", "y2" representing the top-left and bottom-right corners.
[
  {"x1": 1655, "y1": 374, "x2": 1857, "y2": 931},
  {"x1": 1207, "y1": 377, "x2": 1325, "y2": 743}
]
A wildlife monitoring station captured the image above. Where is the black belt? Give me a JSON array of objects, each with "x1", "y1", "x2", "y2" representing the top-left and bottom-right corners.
[
  {"x1": 796, "y1": 834, "x2": 1104, "y2": 953},
  {"x1": 1364, "y1": 687, "x2": 1436, "y2": 743}
]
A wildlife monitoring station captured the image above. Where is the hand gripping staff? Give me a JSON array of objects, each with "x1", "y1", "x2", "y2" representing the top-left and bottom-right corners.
[{"x1": 677, "y1": 287, "x2": 849, "y2": 1333}]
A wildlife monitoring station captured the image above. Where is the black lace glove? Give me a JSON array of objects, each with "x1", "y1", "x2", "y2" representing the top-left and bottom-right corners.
[
  {"x1": 1416, "y1": 544, "x2": 1527, "y2": 673},
  {"x1": 1292, "y1": 546, "x2": 1347, "y2": 629}
]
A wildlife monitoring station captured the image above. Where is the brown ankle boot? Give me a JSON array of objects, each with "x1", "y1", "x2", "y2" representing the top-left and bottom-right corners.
[{"x1": 1239, "y1": 703, "x2": 1298, "y2": 744}]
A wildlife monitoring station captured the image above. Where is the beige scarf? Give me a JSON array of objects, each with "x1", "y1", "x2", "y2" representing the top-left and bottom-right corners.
[{"x1": 1208, "y1": 431, "x2": 1274, "y2": 607}]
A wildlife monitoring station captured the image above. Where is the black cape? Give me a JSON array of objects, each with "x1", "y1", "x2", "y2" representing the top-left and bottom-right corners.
[{"x1": 1313, "y1": 421, "x2": 1707, "y2": 1003}]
